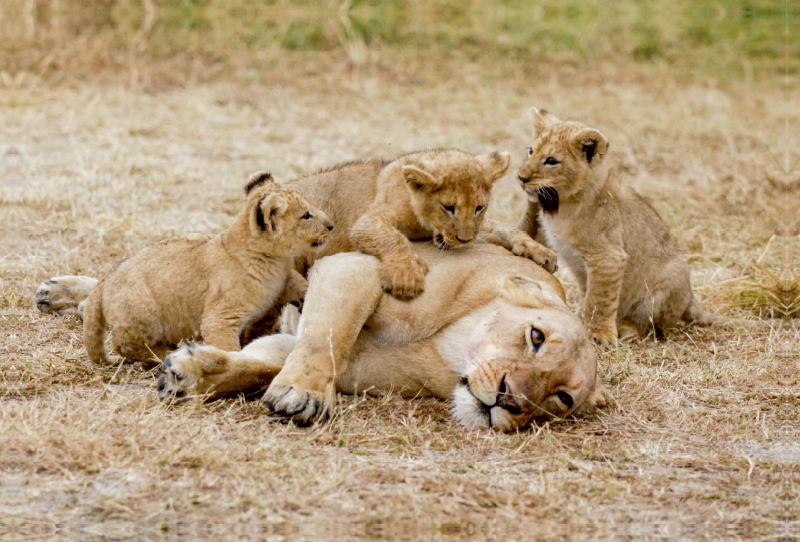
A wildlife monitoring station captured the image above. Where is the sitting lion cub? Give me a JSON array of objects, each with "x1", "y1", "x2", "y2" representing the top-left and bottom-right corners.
[
  {"x1": 516, "y1": 107, "x2": 759, "y2": 346},
  {"x1": 82, "y1": 172, "x2": 333, "y2": 365},
  {"x1": 289, "y1": 149, "x2": 557, "y2": 300}
]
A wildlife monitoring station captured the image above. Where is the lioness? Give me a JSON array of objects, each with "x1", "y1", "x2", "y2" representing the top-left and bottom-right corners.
[
  {"x1": 516, "y1": 107, "x2": 760, "y2": 346},
  {"x1": 79, "y1": 172, "x2": 333, "y2": 365},
  {"x1": 155, "y1": 243, "x2": 607, "y2": 431},
  {"x1": 286, "y1": 149, "x2": 558, "y2": 300}
]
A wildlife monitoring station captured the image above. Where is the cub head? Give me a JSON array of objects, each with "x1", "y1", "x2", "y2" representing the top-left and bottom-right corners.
[
  {"x1": 401, "y1": 149, "x2": 510, "y2": 249},
  {"x1": 516, "y1": 107, "x2": 609, "y2": 214},
  {"x1": 243, "y1": 171, "x2": 334, "y2": 256},
  {"x1": 453, "y1": 275, "x2": 600, "y2": 432}
]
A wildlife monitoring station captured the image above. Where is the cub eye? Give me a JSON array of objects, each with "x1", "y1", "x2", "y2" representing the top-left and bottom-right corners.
[
  {"x1": 544, "y1": 156, "x2": 559, "y2": 166},
  {"x1": 442, "y1": 205, "x2": 456, "y2": 214},
  {"x1": 302, "y1": 211, "x2": 313, "y2": 220},
  {"x1": 527, "y1": 147, "x2": 533, "y2": 157},
  {"x1": 556, "y1": 391, "x2": 573, "y2": 408},
  {"x1": 475, "y1": 205, "x2": 484, "y2": 214},
  {"x1": 530, "y1": 327, "x2": 545, "y2": 352}
]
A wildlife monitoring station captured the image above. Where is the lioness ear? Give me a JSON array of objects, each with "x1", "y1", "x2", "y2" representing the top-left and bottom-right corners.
[
  {"x1": 528, "y1": 106, "x2": 560, "y2": 139},
  {"x1": 250, "y1": 193, "x2": 286, "y2": 237},
  {"x1": 572, "y1": 128, "x2": 609, "y2": 165},
  {"x1": 244, "y1": 171, "x2": 274, "y2": 195},
  {"x1": 479, "y1": 151, "x2": 511, "y2": 186},
  {"x1": 499, "y1": 275, "x2": 566, "y2": 309},
  {"x1": 402, "y1": 165, "x2": 440, "y2": 192}
]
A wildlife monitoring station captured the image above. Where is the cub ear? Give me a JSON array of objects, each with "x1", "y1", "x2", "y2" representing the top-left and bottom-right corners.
[
  {"x1": 250, "y1": 192, "x2": 286, "y2": 237},
  {"x1": 478, "y1": 151, "x2": 511, "y2": 186},
  {"x1": 498, "y1": 275, "x2": 566, "y2": 309},
  {"x1": 402, "y1": 165, "x2": 440, "y2": 192},
  {"x1": 528, "y1": 106, "x2": 560, "y2": 139},
  {"x1": 245, "y1": 171, "x2": 274, "y2": 194},
  {"x1": 572, "y1": 128, "x2": 609, "y2": 165}
]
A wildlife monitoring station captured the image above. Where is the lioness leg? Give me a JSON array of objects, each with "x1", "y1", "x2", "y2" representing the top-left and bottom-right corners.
[
  {"x1": 158, "y1": 334, "x2": 296, "y2": 401},
  {"x1": 262, "y1": 252, "x2": 383, "y2": 424},
  {"x1": 35, "y1": 276, "x2": 98, "y2": 318}
]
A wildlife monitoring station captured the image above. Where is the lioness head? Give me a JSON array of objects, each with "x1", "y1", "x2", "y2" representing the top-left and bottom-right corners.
[
  {"x1": 515, "y1": 107, "x2": 609, "y2": 213},
  {"x1": 244, "y1": 171, "x2": 334, "y2": 255},
  {"x1": 453, "y1": 275, "x2": 598, "y2": 431},
  {"x1": 401, "y1": 149, "x2": 510, "y2": 249}
]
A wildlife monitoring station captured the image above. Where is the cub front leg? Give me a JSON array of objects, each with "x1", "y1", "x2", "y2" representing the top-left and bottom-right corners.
[
  {"x1": 581, "y1": 248, "x2": 628, "y2": 347},
  {"x1": 350, "y1": 210, "x2": 428, "y2": 300},
  {"x1": 277, "y1": 269, "x2": 308, "y2": 307},
  {"x1": 480, "y1": 218, "x2": 558, "y2": 273},
  {"x1": 262, "y1": 253, "x2": 383, "y2": 425},
  {"x1": 200, "y1": 308, "x2": 245, "y2": 352}
]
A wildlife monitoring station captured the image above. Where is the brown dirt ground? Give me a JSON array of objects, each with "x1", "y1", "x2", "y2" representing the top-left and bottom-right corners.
[{"x1": 2, "y1": 55, "x2": 799, "y2": 540}]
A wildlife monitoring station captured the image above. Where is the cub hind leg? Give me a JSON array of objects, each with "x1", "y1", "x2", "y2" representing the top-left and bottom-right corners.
[{"x1": 35, "y1": 276, "x2": 98, "y2": 318}]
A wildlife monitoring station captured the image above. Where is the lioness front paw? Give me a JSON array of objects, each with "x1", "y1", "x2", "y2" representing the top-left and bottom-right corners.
[
  {"x1": 511, "y1": 239, "x2": 558, "y2": 274},
  {"x1": 262, "y1": 377, "x2": 333, "y2": 426},
  {"x1": 157, "y1": 343, "x2": 227, "y2": 402},
  {"x1": 380, "y1": 256, "x2": 429, "y2": 300}
]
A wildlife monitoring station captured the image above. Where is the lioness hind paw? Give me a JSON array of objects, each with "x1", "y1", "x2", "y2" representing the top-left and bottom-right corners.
[
  {"x1": 35, "y1": 276, "x2": 97, "y2": 317},
  {"x1": 262, "y1": 384, "x2": 331, "y2": 426},
  {"x1": 156, "y1": 347, "x2": 203, "y2": 403}
]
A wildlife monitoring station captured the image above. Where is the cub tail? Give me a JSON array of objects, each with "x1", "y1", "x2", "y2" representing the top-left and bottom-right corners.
[
  {"x1": 82, "y1": 285, "x2": 116, "y2": 364},
  {"x1": 683, "y1": 299, "x2": 772, "y2": 330}
]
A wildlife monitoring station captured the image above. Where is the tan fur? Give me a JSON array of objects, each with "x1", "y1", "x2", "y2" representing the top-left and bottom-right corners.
[
  {"x1": 516, "y1": 107, "x2": 761, "y2": 346},
  {"x1": 35, "y1": 276, "x2": 98, "y2": 318},
  {"x1": 81, "y1": 172, "x2": 333, "y2": 365},
  {"x1": 287, "y1": 150, "x2": 557, "y2": 300},
  {"x1": 156, "y1": 243, "x2": 606, "y2": 432}
]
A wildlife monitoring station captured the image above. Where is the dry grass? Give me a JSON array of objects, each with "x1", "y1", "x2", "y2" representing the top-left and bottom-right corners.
[{"x1": 2, "y1": 6, "x2": 799, "y2": 538}]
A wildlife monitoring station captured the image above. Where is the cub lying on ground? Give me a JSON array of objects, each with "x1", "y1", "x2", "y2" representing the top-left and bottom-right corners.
[
  {"x1": 287, "y1": 149, "x2": 558, "y2": 300},
  {"x1": 516, "y1": 107, "x2": 762, "y2": 346},
  {"x1": 81, "y1": 172, "x2": 332, "y2": 365}
]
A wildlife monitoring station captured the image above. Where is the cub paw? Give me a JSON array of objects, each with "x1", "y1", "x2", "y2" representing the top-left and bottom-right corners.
[
  {"x1": 157, "y1": 343, "x2": 227, "y2": 402},
  {"x1": 588, "y1": 328, "x2": 618, "y2": 348},
  {"x1": 511, "y1": 239, "x2": 558, "y2": 274},
  {"x1": 380, "y1": 256, "x2": 429, "y2": 300},
  {"x1": 262, "y1": 377, "x2": 333, "y2": 426},
  {"x1": 35, "y1": 276, "x2": 98, "y2": 318}
]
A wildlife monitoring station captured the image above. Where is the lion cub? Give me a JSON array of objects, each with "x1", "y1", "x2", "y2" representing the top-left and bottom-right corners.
[
  {"x1": 289, "y1": 149, "x2": 557, "y2": 300},
  {"x1": 82, "y1": 172, "x2": 333, "y2": 365},
  {"x1": 516, "y1": 107, "x2": 752, "y2": 346}
]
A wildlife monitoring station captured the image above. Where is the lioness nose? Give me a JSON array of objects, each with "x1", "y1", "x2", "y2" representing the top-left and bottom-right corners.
[{"x1": 495, "y1": 374, "x2": 522, "y2": 414}]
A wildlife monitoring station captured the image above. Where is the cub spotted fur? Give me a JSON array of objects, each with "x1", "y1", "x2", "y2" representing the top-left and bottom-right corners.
[
  {"x1": 82, "y1": 172, "x2": 332, "y2": 365},
  {"x1": 287, "y1": 149, "x2": 557, "y2": 300},
  {"x1": 516, "y1": 107, "x2": 759, "y2": 346}
]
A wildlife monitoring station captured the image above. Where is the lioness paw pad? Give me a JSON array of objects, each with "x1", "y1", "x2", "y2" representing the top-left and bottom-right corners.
[{"x1": 262, "y1": 384, "x2": 331, "y2": 426}]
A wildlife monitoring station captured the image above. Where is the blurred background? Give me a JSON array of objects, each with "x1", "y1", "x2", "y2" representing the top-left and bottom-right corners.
[{"x1": 2, "y1": 0, "x2": 796, "y2": 87}]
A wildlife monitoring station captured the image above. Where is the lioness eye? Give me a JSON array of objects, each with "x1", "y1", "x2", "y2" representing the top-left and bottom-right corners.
[
  {"x1": 475, "y1": 205, "x2": 484, "y2": 214},
  {"x1": 530, "y1": 327, "x2": 545, "y2": 352},
  {"x1": 544, "y1": 156, "x2": 559, "y2": 166},
  {"x1": 302, "y1": 211, "x2": 313, "y2": 220},
  {"x1": 442, "y1": 205, "x2": 455, "y2": 214},
  {"x1": 527, "y1": 147, "x2": 533, "y2": 157},
  {"x1": 556, "y1": 391, "x2": 573, "y2": 408}
]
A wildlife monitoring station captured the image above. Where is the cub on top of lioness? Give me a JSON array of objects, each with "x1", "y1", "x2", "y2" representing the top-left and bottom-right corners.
[
  {"x1": 81, "y1": 172, "x2": 333, "y2": 366},
  {"x1": 286, "y1": 148, "x2": 558, "y2": 300},
  {"x1": 516, "y1": 107, "x2": 761, "y2": 346}
]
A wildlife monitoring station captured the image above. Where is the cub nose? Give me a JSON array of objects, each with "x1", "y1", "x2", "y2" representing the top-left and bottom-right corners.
[
  {"x1": 518, "y1": 175, "x2": 531, "y2": 184},
  {"x1": 327, "y1": 224, "x2": 333, "y2": 231},
  {"x1": 455, "y1": 235, "x2": 472, "y2": 243}
]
